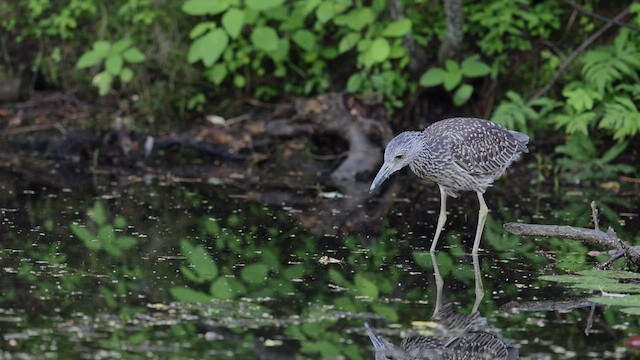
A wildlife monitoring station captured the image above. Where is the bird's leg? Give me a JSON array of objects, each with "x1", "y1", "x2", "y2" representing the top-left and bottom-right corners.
[
  {"x1": 472, "y1": 191, "x2": 489, "y2": 254},
  {"x1": 431, "y1": 252, "x2": 444, "y2": 317},
  {"x1": 430, "y1": 185, "x2": 448, "y2": 252},
  {"x1": 471, "y1": 253, "x2": 484, "y2": 313}
]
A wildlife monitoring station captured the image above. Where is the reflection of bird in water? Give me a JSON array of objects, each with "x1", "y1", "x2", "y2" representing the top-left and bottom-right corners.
[
  {"x1": 365, "y1": 253, "x2": 518, "y2": 359},
  {"x1": 370, "y1": 118, "x2": 529, "y2": 254},
  {"x1": 365, "y1": 304, "x2": 518, "y2": 360}
]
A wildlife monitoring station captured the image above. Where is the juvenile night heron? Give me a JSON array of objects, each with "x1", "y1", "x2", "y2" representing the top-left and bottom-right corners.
[
  {"x1": 364, "y1": 304, "x2": 519, "y2": 359},
  {"x1": 370, "y1": 118, "x2": 529, "y2": 254}
]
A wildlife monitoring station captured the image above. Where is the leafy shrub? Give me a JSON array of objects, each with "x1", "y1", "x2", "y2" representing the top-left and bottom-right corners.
[
  {"x1": 76, "y1": 39, "x2": 146, "y2": 95},
  {"x1": 420, "y1": 55, "x2": 492, "y2": 106},
  {"x1": 181, "y1": 0, "x2": 416, "y2": 108}
]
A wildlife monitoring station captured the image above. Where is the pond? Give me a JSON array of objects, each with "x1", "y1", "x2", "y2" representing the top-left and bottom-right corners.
[{"x1": 1, "y1": 168, "x2": 639, "y2": 359}]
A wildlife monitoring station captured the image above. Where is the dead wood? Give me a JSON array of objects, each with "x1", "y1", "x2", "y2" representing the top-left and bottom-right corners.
[{"x1": 504, "y1": 201, "x2": 640, "y2": 270}]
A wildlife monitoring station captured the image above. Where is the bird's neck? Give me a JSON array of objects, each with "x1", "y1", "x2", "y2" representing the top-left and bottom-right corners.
[{"x1": 408, "y1": 134, "x2": 435, "y2": 176}]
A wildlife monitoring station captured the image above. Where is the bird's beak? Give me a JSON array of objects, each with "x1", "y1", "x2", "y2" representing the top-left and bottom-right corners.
[
  {"x1": 370, "y1": 162, "x2": 394, "y2": 192},
  {"x1": 364, "y1": 322, "x2": 404, "y2": 359}
]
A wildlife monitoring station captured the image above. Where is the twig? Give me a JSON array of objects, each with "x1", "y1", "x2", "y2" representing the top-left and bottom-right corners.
[
  {"x1": 596, "y1": 251, "x2": 625, "y2": 269},
  {"x1": 503, "y1": 222, "x2": 619, "y2": 249},
  {"x1": 565, "y1": 1, "x2": 640, "y2": 32},
  {"x1": 590, "y1": 201, "x2": 599, "y2": 231},
  {"x1": 528, "y1": 5, "x2": 631, "y2": 103}
]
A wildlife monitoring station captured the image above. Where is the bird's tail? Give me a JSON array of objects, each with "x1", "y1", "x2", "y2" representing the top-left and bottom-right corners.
[{"x1": 509, "y1": 130, "x2": 530, "y2": 153}]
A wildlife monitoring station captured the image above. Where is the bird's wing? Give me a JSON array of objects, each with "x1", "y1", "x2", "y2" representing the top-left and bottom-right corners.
[{"x1": 449, "y1": 127, "x2": 523, "y2": 176}]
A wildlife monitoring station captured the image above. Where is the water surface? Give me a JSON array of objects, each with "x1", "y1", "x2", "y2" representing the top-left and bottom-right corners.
[{"x1": 1, "y1": 169, "x2": 639, "y2": 359}]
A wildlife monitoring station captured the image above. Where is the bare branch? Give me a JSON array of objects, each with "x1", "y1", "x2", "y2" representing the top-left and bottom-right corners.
[
  {"x1": 503, "y1": 222, "x2": 619, "y2": 248},
  {"x1": 565, "y1": 1, "x2": 640, "y2": 32},
  {"x1": 528, "y1": 6, "x2": 631, "y2": 103}
]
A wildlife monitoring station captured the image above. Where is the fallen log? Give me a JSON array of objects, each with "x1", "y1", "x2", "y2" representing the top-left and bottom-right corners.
[{"x1": 504, "y1": 201, "x2": 640, "y2": 270}]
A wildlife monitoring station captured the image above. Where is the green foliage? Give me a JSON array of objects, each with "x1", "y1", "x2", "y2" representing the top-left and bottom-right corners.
[
  {"x1": 552, "y1": 29, "x2": 640, "y2": 141},
  {"x1": 491, "y1": 91, "x2": 560, "y2": 134},
  {"x1": 181, "y1": 0, "x2": 415, "y2": 108},
  {"x1": 467, "y1": 0, "x2": 561, "y2": 56},
  {"x1": 0, "y1": 0, "x2": 98, "y2": 41},
  {"x1": 420, "y1": 55, "x2": 491, "y2": 106},
  {"x1": 76, "y1": 38, "x2": 146, "y2": 95},
  {"x1": 554, "y1": 134, "x2": 636, "y2": 183},
  {"x1": 542, "y1": 270, "x2": 640, "y2": 315},
  {"x1": 70, "y1": 201, "x2": 138, "y2": 257}
]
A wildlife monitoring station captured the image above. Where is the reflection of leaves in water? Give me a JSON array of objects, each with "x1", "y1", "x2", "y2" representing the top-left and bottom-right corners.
[
  {"x1": 355, "y1": 273, "x2": 379, "y2": 299},
  {"x1": 241, "y1": 263, "x2": 269, "y2": 284},
  {"x1": 70, "y1": 201, "x2": 138, "y2": 257},
  {"x1": 180, "y1": 239, "x2": 218, "y2": 282},
  {"x1": 542, "y1": 270, "x2": 640, "y2": 315}
]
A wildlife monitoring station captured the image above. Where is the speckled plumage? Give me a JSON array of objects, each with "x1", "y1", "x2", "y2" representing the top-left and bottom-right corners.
[
  {"x1": 408, "y1": 118, "x2": 528, "y2": 197},
  {"x1": 365, "y1": 304, "x2": 519, "y2": 360},
  {"x1": 370, "y1": 118, "x2": 529, "y2": 253}
]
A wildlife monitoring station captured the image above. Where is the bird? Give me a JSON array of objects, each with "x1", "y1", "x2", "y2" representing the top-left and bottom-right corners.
[
  {"x1": 370, "y1": 118, "x2": 529, "y2": 254},
  {"x1": 364, "y1": 303, "x2": 519, "y2": 360}
]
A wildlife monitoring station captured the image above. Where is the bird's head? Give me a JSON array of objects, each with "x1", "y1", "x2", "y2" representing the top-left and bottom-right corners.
[{"x1": 370, "y1": 131, "x2": 423, "y2": 192}]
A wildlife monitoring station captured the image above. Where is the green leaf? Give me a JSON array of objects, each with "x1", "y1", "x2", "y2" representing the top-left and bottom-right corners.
[
  {"x1": 540, "y1": 275, "x2": 617, "y2": 284},
  {"x1": 105, "y1": 55, "x2": 123, "y2": 75},
  {"x1": 315, "y1": 2, "x2": 334, "y2": 23},
  {"x1": 443, "y1": 72, "x2": 462, "y2": 91},
  {"x1": 122, "y1": 48, "x2": 145, "y2": 63},
  {"x1": 292, "y1": 29, "x2": 317, "y2": 52},
  {"x1": 246, "y1": 0, "x2": 283, "y2": 11},
  {"x1": 70, "y1": 224, "x2": 100, "y2": 250},
  {"x1": 189, "y1": 22, "x2": 217, "y2": 39},
  {"x1": 120, "y1": 67, "x2": 133, "y2": 83},
  {"x1": 113, "y1": 216, "x2": 126, "y2": 229},
  {"x1": 182, "y1": 0, "x2": 229, "y2": 15},
  {"x1": 371, "y1": 303, "x2": 399, "y2": 322},
  {"x1": 115, "y1": 235, "x2": 137, "y2": 250},
  {"x1": 589, "y1": 295, "x2": 640, "y2": 307},
  {"x1": 328, "y1": 268, "x2": 351, "y2": 287},
  {"x1": 576, "y1": 269, "x2": 640, "y2": 279},
  {"x1": 250, "y1": 26, "x2": 279, "y2": 52},
  {"x1": 338, "y1": 8, "x2": 374, "y2": 31},
  {"x1": 208, "y1": 63, "x2": 227, "y2": 85},
  {"x1": 338, "y1": 32, "x2": 360, "y2": 53},
  {"x1": 461, "y1": 56, "x2": 491, "y2": 77},
  {"x1": 241, "y1": 263, "x2": 269, "y2": 284},
  {"x1": 412, "y1": 251, "x2": 433, "y2": 268},
  {"x1": 354, "y1": 273, "x2": 379, "y2": 299},
  {"x1": 89, "y1": 202, "x2": 107, "y2": 226},
  {"x1": 346, "y1": 73, "x2": 364, "y2": 92},
  {"x1": 190, "y1": 29, "x2": 229, "y2": 66},
  {"x1": 222, "y1": 8, "x2": 244, "y2": 39},
  {"x1": 111, "y1": 38, "x2": 132, "y2": 54},
  {"x1": 599, "y1": 141, "x2": 629, "y2": 164},
  {"x1": 182, "y1": 240, "x2": 218, "y2": 281},
  {"x1": 93, "y1": 41, "x2": 111, "y2": 55},
  {"x1": 76, "y1": 50, "x2": 104, "y2": 69},
  {"x1": 170, "y1": 287, "x2": 211, "y2": 302},
  {"x1": 573, "y1": 282, "x2": 640, "y2": 293},
  {"x1": 381, "y1": 18, "x2": 412, "y2": 37},
  {"x1": 92, "y1": 72, "x2": 113, "y2": 96},
  {"x1": 210, "y1": 276, "x2": 235, "y2": 299},
  {"x1": 453, "y1": 83, "x2": 474, "y2": 106},
  {"x1": 233, "y1": 74, "x2": 246, "y2": 87},
  {"x1": 419, "y1": 68, "x2": 446, "y2": 87},
  {"x1": 621, "y1": 307, "x2": 640, "y2": 315},
  {"x1": 98, "y1": 225, "x2": 115, "y2": 245},
  {"x1": 369, "y1": 37, "x2": 390, "y2": 63}
]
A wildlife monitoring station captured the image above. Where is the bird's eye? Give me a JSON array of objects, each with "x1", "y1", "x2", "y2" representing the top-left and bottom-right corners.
[{"x1": 395, "y1": 154, "x2": 404, "y2": 160}]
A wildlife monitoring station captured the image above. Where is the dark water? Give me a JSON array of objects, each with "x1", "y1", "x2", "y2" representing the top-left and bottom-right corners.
[{"x1": 0, "y1": 169, "x2": 639, "y2": 359}]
